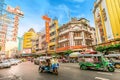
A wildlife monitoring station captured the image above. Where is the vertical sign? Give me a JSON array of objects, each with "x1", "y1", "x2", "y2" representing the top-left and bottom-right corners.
[
  {"x1": 42, "y1": 15, "x2": 51, "y2": 43},
  {"x1": 46, "y1": 21, "x2": 50, "y2": 43}
]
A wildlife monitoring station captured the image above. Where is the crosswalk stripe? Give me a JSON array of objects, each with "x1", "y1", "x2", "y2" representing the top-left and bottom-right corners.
[
  {"x1": 95, "y1": 77, "x2": 109, "y2": 80},
  {"x1": 97, "y1": 72, "x2": 112, "y2": 76}
]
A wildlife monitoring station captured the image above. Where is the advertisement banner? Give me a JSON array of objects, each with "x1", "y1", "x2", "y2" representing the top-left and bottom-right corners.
[{"x1": 23, "y1": 49, "x2": 31, "y2": 54}]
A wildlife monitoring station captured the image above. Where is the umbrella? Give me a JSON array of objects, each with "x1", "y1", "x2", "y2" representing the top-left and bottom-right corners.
[{"x1": 69, "y1": 52, "x2": 80, "y2": 57}]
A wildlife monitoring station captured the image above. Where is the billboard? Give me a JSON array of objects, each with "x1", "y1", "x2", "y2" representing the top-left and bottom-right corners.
[{"x1": 23, "y1": 49, "x2": 31, "y2": 54}]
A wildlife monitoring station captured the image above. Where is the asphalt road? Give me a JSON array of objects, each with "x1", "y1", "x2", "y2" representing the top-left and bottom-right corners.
[{"x1": 0, "y1": 61, "x2": 120, "y2": 80}]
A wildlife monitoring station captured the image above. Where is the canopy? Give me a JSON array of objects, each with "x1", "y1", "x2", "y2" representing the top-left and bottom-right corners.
[
  {"x1": 69, "y1": 52, "x2": 80, "y2": 57},
  {"x1": 81, "y1": 49, "x2": 97, "y2": 54}
]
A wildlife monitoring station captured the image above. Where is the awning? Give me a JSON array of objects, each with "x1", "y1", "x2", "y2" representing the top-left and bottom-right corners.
[
  {"x1": 81, "y1": 49, "x2": 97, "y2": 54},
  {"x1": 69, "y1": 52, "x2": 80, "y2": 57}
]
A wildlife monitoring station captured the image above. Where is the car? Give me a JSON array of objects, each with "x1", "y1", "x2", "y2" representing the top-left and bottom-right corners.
[
  {"x1": 8, "y1": 59, "x2": 18, "y2": 65},
  {"x1": 0, "y1": 60, "x2": 11, "y2": 69}
]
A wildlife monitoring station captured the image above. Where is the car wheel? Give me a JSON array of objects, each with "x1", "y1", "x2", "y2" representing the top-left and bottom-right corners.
[{"x1": 108, "y1": 66, "x2": 115, "y2": 72}]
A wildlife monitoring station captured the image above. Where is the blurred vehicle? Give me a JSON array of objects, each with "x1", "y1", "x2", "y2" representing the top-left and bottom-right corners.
[
  {"x1": 38, "y1": 58, "x2": 59, "y2": 75},
  {"x1": 62, "y1": 59, "x2": 69, "y2": 63},
  {"x1": 105, "y1": 53, "x2": 120, "y2": 69},
  {"x1": 0, "y1": 60, "x2": 11, "y2": 69},
  {"x1": 34, "y1": 56, "x2": 51, "y2": 65},
  {"x1": 8, "y1": 59, "x2": 18, "y2": 65},
  {"x1": 79, "y1": 53, "x2": 115, "y2": 72},
  {"x1": 109, "y1": 58, "x2": 120, "y2": 69},
  {"x1": 21, "y1": 58, "x2": 27, "y2": 62},
  {"x1": 34, "y1": 58, "x2": 39, "y2": 65}
]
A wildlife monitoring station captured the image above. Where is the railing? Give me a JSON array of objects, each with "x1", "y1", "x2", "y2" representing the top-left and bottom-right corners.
[
  {"x1": 74, "y1": 36, "x2": 83, "y2": 40},
  {"x1": 71, "y1": 45, "x2": 86, "y2": 49},
  {"x1": 58, "y1": 38, "x2": 68, "y2": 43},
  {"x1": 56, "y1": 45, "x2": 87, "y2": 52},
  {"x1": 59, "y1": 30, "x2": 69, "y2": 35},
  {"x1": 56, "y1": 46, "x2": 70, "y2": 52}
]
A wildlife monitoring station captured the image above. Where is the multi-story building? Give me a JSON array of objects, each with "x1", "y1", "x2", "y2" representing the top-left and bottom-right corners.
[
  {"x1": 48, "y1": 19, "x2": 58, "y2": 54},
  {"x1": 23, "y1": 28, "x2": 36, "y2": 54},
  {"x1": 56, "y1": 18, "x2": 96, "y2": 53},
  {"x1": 93, "y1": 0, "x2": 120, "y2": 44},
  {"x1": 36, "y1": 32, "x2": 47, "y2": 55},
  {"x1": 34, "y1": 32, "x2": 42, "y2": 54}
]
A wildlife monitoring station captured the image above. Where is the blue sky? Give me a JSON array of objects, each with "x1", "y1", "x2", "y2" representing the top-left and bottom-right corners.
[{"x1": 6, "y1": 0, "x2": 95, "y2": 37}]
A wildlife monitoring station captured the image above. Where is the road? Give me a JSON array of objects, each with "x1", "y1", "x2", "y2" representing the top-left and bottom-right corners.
[{"x1": 0, "y1": 61, "x2": 120, "y2": 80}]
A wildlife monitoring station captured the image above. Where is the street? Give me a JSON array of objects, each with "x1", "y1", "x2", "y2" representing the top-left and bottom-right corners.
[{"x1": 0, "y1": 62, "x2": 120, "y2": 80}]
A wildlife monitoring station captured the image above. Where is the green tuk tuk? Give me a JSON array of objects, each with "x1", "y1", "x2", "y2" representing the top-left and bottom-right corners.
[{"x1": 79, "y1": 53, "x2": 115, "y2": 72}]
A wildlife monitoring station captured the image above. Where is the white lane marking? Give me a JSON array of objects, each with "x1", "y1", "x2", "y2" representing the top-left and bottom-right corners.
[
  {"x1": 115, "y1": 70, "x2": 120, "y2": 72},
  {"x1": 97, "y1": 72, "x2": 112, "y2": 76},
  {"x1": 95, "y1": 77, "x2": 109, "y2": 80}
]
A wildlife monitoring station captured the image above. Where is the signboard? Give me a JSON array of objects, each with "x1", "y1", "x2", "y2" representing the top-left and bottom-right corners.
[
  {"x1": 6, "y1": 6, "x2": 24, "y2": 16},
  {"x1": 23, "y1": 49, "x2": 31, "y2": 54},
  {"x1": 46, "y1": 21, "x2": 50, "y2": 43},
  {"x1": 42, "y1": 15, "x2": 51, "y2": 43}
]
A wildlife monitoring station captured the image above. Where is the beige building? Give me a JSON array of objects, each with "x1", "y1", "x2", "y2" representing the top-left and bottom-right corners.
[
  {"x1": 56, "y1": 18, "x2": 96, "y2": 53},
  {"x1": 36, "y1": 32, "x2": 47, "y2": 55}
]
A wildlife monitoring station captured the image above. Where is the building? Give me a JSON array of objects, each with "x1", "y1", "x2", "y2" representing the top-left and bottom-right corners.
[
  {"x1": 34, "y1": 32, "x2": 42, "y2": 54},
  {"x1": 93, "y1": 0, "x2": 120, "y2": 44},
  {"x1": 23, "y1": 28, "x2": 36, "y2": 54},
  {"x1": 36, "y1": 32, "x2": 47, "y2": 55},
  {"x1": 56, "y1": 18, "x2": 96, "y2": 53},
  {"x1": 48, "y1": 19, "x2": 59, "y2": 54}
]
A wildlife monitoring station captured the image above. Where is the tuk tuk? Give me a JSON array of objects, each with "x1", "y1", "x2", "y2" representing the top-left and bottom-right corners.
[{"x1": 78, "y1": 53, "x2": 115, "y2": 72}]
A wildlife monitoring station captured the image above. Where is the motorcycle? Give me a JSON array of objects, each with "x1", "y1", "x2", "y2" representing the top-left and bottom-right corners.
[{"x1": 38, "y1": 63, "x2": 59, "y2": 75}]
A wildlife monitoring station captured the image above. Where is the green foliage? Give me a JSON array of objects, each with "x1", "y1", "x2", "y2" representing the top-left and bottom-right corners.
[
  {"x1": 64, "y1": 50, "x2": 73, "y2": 56},
  {"x1": 96, "y1": 43, "x2": 120, "y2": 52}
]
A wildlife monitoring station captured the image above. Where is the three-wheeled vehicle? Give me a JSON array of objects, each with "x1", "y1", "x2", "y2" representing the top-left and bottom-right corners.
[
  {"x1": 79, "y1": 53, "x2": 115, "y2": 72},
  {"x1": 38, "y1": 58, "x2": 59, "y2": 75}
]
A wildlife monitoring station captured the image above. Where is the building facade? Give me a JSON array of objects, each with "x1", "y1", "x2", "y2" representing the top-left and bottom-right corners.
[
  {"x1": 93, "y1": 0, "x2": 120, "y2": 44},
  {"x1": 36, "y1": 32, "x2": 47, "y2": 55},
  {"x1": 56, "y1": 18, "x2": 96, "y2": 53},
  {"x1": 23, "y1": 28, "x2": 36, "y2": 54},
  {"x1": 48, "y1": 19, "x2": 59, "y2": 54}
]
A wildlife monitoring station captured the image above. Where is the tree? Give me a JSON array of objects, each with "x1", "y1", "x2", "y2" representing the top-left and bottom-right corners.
[{"x1": 63, "y1": 50, "x2": 73, "y2": 56}]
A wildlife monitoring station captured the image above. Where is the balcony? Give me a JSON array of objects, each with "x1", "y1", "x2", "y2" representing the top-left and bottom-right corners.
[
  {"x1": 59, "y1": 30, "x2": 69, "y2": 35},
  {"x1": 48, "y1": 42, "x2": 56, "y2": 46},
  {"x1": 85, "y1": 37, "x2": 93, "y2": 41},
  {"x1": 50, "y1": 29, "x2": 55, "y2": 33},
  {"x1": 50, "y1": 35, "x2": 56, "y2": 40},
  {"x1": 71, "y1": 45, "x2": 86, "y2": 49},
  {"x1": 58, "y1": 38, "x2": 68, "y2": 43},
  {"x1": 56, "y1": 46, "x2": 70, "y2": 52},
  {"x1": 74, "y1": 37, "x2": 83, "y2": 40}
]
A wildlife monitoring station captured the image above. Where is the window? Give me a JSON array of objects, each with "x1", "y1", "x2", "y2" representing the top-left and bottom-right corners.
[
  {"x1": 74, "y1": 32, "x2": 81, "y2": 37},
  {"x1": 74, "y1": 40, "x2": 82, "y2": 46}
]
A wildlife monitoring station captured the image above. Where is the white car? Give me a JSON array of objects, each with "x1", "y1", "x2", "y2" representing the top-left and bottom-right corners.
[
  {"x1": 0, "y1": 60, "x2": 11, "y2": 68},
  {"x1": 8, "y1": 59, "x2": 18, "y2": 65}
]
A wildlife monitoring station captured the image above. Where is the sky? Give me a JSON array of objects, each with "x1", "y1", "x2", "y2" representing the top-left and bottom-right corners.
[{"x1": 6, "y1": 0, "x2": 96, "y2": 37}]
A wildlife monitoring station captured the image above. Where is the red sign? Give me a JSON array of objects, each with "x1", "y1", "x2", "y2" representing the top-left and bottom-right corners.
[{"x1": 46, "y1": 21, "x2": 50, "y2": 43}]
